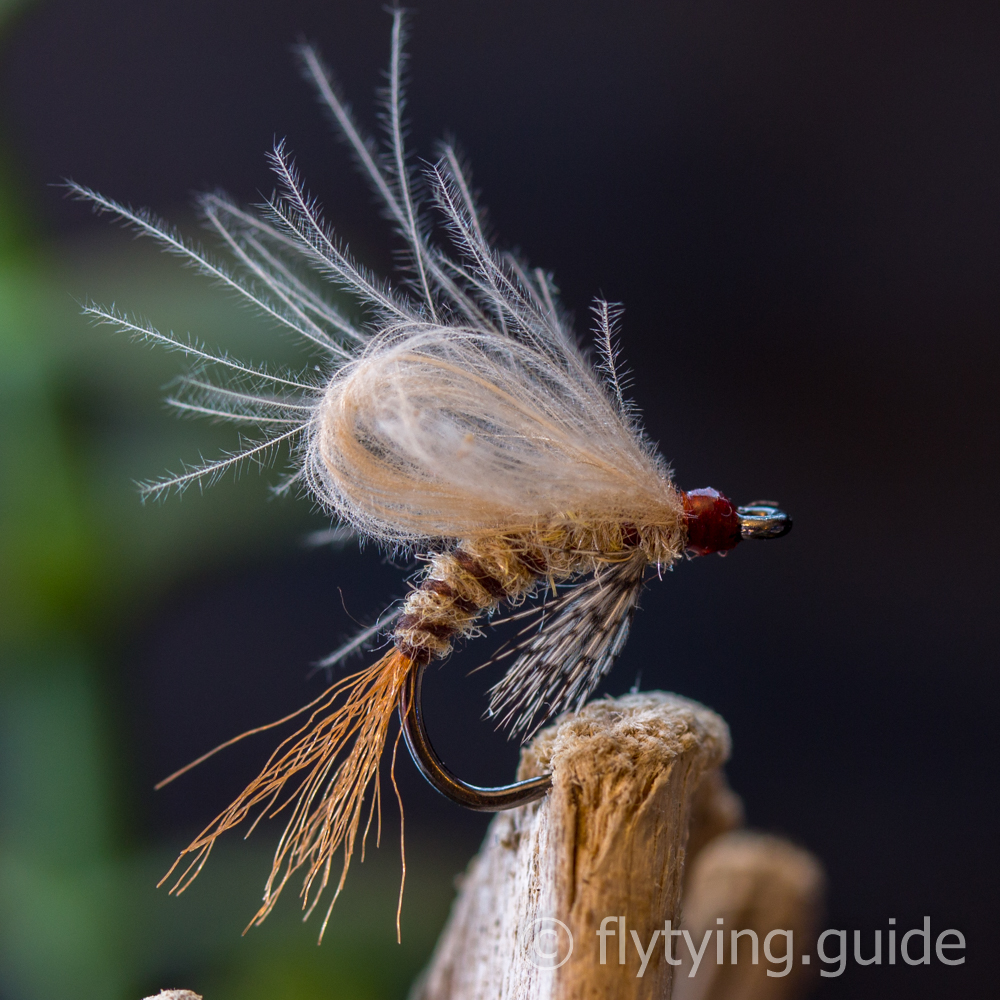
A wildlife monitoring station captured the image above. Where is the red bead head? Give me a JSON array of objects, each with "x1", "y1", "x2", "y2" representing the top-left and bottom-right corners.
[{"x1": 682, "y1": 488, "x2": 742, "y2": 556}]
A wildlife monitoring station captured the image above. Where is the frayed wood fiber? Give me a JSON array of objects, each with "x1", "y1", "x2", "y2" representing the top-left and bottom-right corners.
[{"x1": 414, "y1": 692, "x2": 734, "y2": 1000}]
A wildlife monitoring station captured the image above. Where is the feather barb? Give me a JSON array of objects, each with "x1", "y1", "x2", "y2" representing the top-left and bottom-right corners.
[{"x1": 158, "y1": 648, "x2": 415, "y2": 941}]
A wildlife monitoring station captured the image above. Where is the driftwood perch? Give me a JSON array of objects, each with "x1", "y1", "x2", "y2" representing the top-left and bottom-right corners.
[
  {"x1": 140, "y1": 693, "x2": 823, "y2": 1000},
  {"x1": 673, "y1": 831, "x2": 825, "y2": 1000},
  {"x1": 413, "y1": 692, "x2": 736, "y2": 1000}
]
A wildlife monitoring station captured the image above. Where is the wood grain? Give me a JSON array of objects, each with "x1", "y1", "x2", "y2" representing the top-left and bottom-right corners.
[{"x1": 412, "y1": 692, "x2": 734, "y2": 1000}]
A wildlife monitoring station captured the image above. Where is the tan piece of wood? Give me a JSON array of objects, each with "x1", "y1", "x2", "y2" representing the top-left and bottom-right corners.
[
  {"x1": 672, "y1": 831, "x2": 825, "y2": 1000},
  {"x1": 412, "y1": 691, "x2": 732, "y2": 1000},
  {"x1": 685, "y1": 768, "x2": 744, "y2": 870}
]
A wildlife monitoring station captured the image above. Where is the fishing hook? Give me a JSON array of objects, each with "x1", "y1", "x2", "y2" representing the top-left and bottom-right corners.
[
  {"x1": 399, "y1": 658, "x2": 552, "y2": 810},
  {"x1": 399, "y1": 502, "x2": 792, "y2": 811}
]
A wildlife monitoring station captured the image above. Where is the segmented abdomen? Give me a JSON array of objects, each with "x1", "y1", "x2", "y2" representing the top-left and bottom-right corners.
[
  {"x1": 394, "y1": 541, "x2": 541, "y2": 663},
  {"x1": 392, "y1": 519, "x2": 684, "y2": 663}
]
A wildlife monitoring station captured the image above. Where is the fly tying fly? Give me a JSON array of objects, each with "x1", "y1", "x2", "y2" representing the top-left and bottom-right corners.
[{"x1": 71, "y1": 10, "x2": 791, "y2": 939}]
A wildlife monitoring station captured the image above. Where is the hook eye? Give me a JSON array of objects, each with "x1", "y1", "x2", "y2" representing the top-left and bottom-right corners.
[
  {"x1": 398, "y1": 662, "x2": 552, "y2": 811},
  {"x1": 737, "y1": 502, "x2": 793, "y2": 540}
]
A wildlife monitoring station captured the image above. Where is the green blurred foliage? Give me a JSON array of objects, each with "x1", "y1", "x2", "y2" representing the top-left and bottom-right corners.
[{"x1": 0, "y1": 7, "x2": 456, "y2": 997}]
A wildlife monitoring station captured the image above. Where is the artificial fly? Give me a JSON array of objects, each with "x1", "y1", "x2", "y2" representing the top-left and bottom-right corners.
[{"x1": 72, "y1": 10, "x2": 791, "y2": 940}]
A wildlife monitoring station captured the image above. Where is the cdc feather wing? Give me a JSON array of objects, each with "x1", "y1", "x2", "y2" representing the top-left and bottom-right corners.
[{"x1": 305, "y1": 329, "x2": 678, "y2": 545}]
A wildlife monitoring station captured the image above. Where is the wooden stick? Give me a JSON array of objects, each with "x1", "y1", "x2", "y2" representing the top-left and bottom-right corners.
[
  {"x1": 685, "y1": 768, "x2": 745, "y2": 871},
  {"x1": 412, "y1": 692, "x2": 734, "y2": 1000},
  {"x1": 672, "y1": 831, "x2": 825, "y2": 1000}
]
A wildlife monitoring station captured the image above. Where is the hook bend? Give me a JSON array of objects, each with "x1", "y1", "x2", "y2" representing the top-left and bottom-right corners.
[{"x1": 398, "y1": 661, "x2": 552, "y2": 811}]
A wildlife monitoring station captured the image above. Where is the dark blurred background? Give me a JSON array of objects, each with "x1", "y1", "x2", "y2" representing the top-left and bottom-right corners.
[{"x1": 1, "y1": 1, "x2": 997, "y2": 997}]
